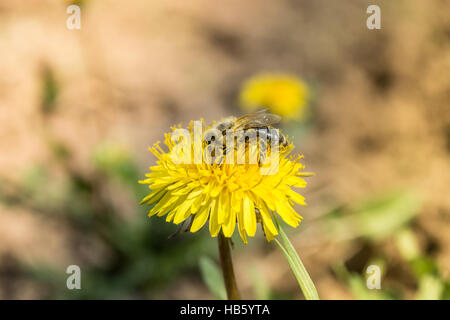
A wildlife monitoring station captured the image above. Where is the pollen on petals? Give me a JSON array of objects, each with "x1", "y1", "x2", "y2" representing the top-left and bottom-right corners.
[{"x1": 139, "y1": 121, "x2": 311, "y2": 243}]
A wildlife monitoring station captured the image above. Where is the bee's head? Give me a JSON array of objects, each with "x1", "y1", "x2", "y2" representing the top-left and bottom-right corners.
[
  {"x1": 216, "y1": 117, "x2": 235, "y2": 132},
  {"x1": 279, "y1": 135, "x2": 288, "y2": 147}
]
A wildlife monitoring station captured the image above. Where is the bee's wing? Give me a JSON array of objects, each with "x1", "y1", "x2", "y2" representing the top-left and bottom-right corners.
[{"x1": 234, "y1": 109, "x2": 281, "y2": 130}]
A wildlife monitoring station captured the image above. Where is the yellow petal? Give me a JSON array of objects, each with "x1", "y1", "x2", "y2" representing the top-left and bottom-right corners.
[
  {"x1": 275, "y1": 201, "x2": 303, "y2": 227},
  {"x1": 237, "y1": 206, "x2": 248, "y2": 244},
  {"x1": 166, "y1": 210, "x2": 176, "y2": 222},
  {"x1": 186, "y1": 187, "x2": 203, "y2": 200},
  {"x1": 222, "y1": 206, "x2": 237, "y2": 238},
  {"x1": 148, "y1": 191, "x2": 174, "y2": 216},
  {"x1": 258, "y1": 201, "x2": 278, "y2": 236},
  {"x1": 209, "y1": 199, "x2": 221, "y2": 237},
  {"x1": 173, "y1": 197, "x2": 196, "y2": 224},
  {"x1": 210, "y1": 184, "x2": 222, "y2": 198},
  {"x1": 262, "y1": 222, "x2": 275, "y2": 242},
  {"x1": 231, "y1": 191, "x2": 242, "y2": 213},
  {"x1": 190, "y1": 193, "x2": 205, "y2": 214},
  {"x1": 243, "y1": 195, "x2": 257, "y2": 237},
  {"x1": 167, "y1": 181, "x2": 187, "y2": 190},
  {"x1": 286, "y1": 189, "x2": 306, "y2": 205},
  {"x1": 190, "y1": 199, "x2": 211, "y2": 232},
  {"x1": 285, "y1": 176, "x2": 307, "y2": 187},
  {"x1": 140, "y1": 188, "x2": 166, "y2": 205},
  {"x1": 218, "y1": 191, "x2": 230, "y2": 225},
  {"x1": 159, "y1": 194, "x2": 188, "y2": 218}
]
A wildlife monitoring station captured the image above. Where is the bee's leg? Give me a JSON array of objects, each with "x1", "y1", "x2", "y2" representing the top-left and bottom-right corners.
[
  {"x1": 182, "y1": 215, "x2": 194, "y2": 233},
  {"x1": 213, "y1": 150, "x2": 224, "y2": 165},
  {"x1": 279, "y1": 134, "x2": 287, "y2": 147},
  {"x1": 260, "y1": 221, "x2": 269, "y2": 240},
  {"x1": 222, "y1": 129, "x2": 234, "y2": 156},
  {"x1": 204, "y1": 140, "x2": 224, "y2": 164},
  {"x1": 234, "y1": 131, "x2": 244, "y2": 148},
  {"x1": 223, "y1": 145, "x2": 233, "y2": 156},
  {"x1": 255, "y1": 208, "x2": 271, "y2": 240},
  {"x1": 255, "y1": 208, "x2": 263, "y2": 223},
  {"x1": 257, "y1": 130, "x2": 269, "y2": 164},
  {"x1": 168, "y1": 219, "x2": 187, "y2": 239},
  {"x1": 214, "y1": 135, "x2": 225, "y2": 164}
]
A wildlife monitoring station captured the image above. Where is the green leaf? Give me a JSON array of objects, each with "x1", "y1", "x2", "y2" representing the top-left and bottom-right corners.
[
  {"x1": 199, "y1": 256, "x2": 226, "y2": 300},
  {"x1": 333, "y1": 263, "x2": 395, "y2": 300},
  {"x1": 353, "y1": 190, "x2": 421, "y2": 240},
  {"x1": 325, "y1": 190, "x2": 422, "y2": 241},
  {"x1": 410, "y1": 256, "x2": 440, "y2": 279},
  {"x1": 395, "y1": 228, "x2": 421, "y2": 261},
  {"x1": 273, "y1": 217, "x2": 319, "y2": 300},
  {"x1": 416, "y1": 275, "x2": 444, "y2": 300},
  {"x1": 348, "y1": 273, "x2": 392, "y2": 300}
]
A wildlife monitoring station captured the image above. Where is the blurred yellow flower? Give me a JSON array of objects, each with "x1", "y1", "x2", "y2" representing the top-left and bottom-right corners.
[
  {"x1": 239, "y1": 73, "x2": 309, "y2": 120},
  {"x1": 139, "y1": 120, "x2": 312, "y2": 243}
]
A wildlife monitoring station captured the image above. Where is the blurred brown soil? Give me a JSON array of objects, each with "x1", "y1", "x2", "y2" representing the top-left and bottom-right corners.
[{"x1": 0, "y1": 0, "x2": 449, "y2": 299}]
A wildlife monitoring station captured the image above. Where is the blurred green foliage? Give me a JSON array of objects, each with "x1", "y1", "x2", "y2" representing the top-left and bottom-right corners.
[
  {"x1": 0, "y1": 70, "x2": 216, "y2": 299},
  {"x1": 1, "y1": 68, "x2": 447, "y2": 299},
  {"x1": 248, "y1": 265, "x2": 271, "y2": 300},
  {"x1": 0, "y1": 140, "x2": 215, "y2": 299},
  {"x1": 334, "y1": 261, "x2": 399, "y2": 300},
  {"x1": 324, "y1": 190, "x2": 422, "y2": 241},
  {"x1": 40, "y1": 67, "x2": 59, "y2": 115},
  {"x1": 326, "y1": 191, "x2": 450, "y2": 300},
  {"x1": 199, "y1": 256, "x2": 226, "y2": 300}
]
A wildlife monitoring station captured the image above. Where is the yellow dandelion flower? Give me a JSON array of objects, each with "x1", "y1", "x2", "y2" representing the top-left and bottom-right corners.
[
  {"x1": 239, "y1": 73, "x2": 309, "y2": 121},
  {"x1": 139, "y1": 120, "x2": 312, "y2": 243}
]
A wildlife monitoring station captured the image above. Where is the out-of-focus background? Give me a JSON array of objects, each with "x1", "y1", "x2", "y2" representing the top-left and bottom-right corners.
[{"x1": 0, "y1": 0, "x2": 449, "y2": 299}]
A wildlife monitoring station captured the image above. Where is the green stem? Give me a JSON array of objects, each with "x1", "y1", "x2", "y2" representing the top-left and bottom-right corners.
[{"x1": 218, "y1": 232, "x2": 240, "y2": 300}]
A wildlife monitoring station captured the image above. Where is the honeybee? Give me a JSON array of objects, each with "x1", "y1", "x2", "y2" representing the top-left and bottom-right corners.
[
  {"x1": 170, "y1": 110, "x2": 286, "y2": 238},
  {"x1": 205, "y1": 109, "x2": 287, "y2": 163}
]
